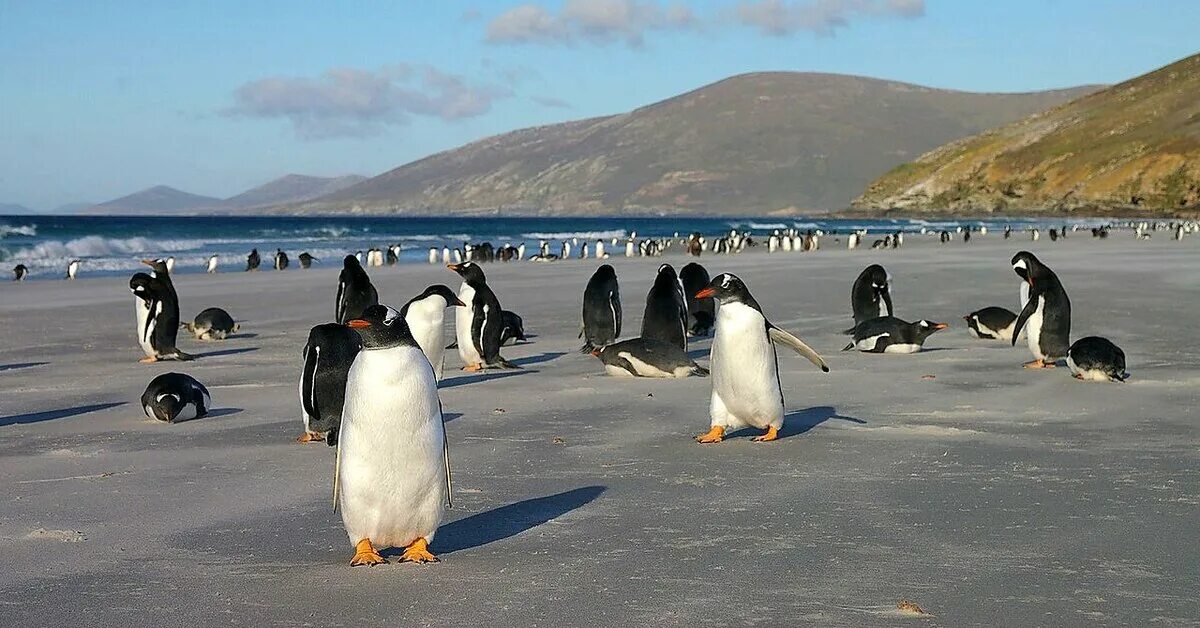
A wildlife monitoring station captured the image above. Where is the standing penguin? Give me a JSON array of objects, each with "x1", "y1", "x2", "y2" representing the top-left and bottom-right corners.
[
  {"x1": 641, "y1": 264, "x2": 688, "y2": 351},
  {"x1": 66, "y1": 259, "x2": 81, "y2": 280},
  {"x1": 274, "y1": 249, "x2": 289, "y2": 270},
  {"x1": 298, "y1": 323, "x2": 362, "y2": 443},
  {"x1": 335, "y1": 255, "x2": 379, "y2": 325},
  {"x1": 851, "y1": 264, "x2": 894, "y2": 325},
  {"x1": 337, "y1": 305, "x2": 450, "y2": 566},
  {"x1": 141, "y1": 372, "x2": 210, "y2": 423},
  {"x1": 447, "y1": 262, "x2": 517, "y2": 370},
  {"x1": 298, "y1": 252, "x2": 317, "y2": 269},
  {"x1": 679, "y1": 262, "x2": 715, "y2": 337},
  {"x1": 1011, "y1": 251, "x2": 1071, "y2": 368},
  {"x1": 165, "y1": 257, "x2": 176, "y2": 273},
  {"x1": 400, "y1": 285, "x2": 465, "y2": 382},
  {"x1": 12, "y1": 264, "x2": 28, "y2": 281},
  {"x1": 694, "y1": 273, "x2": 829, "y2": 443},
  {"x1": 206, "y1": 254, "x2": 219, "y2": 274},
  {"x1": 579, "y1": 264, "x2": 621, "y2": 353},
  {"x1": 1067, "y1": 336, "x2": 1128, "y2": 382},
  {"x1": 246, "y1": 249, "x2": 261, "y2": 271},
  {"x1": 129, "y1": 273, "x2": 191, "y2": 362}
]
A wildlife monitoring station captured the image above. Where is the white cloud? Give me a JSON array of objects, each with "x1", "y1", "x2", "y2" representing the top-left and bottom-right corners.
[
  {"x1": 737, "y1": 0, "x2": 925, "y2": 36},
  {"x1": 487, "y1": 0, "x2": 696, "y2": 46}
]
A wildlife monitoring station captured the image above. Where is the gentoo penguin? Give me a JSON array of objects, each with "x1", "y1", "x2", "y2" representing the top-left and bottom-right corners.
[
  {"x1": 274, "y1": 249, "x2": 289, "y2": 270},
  {"x1": 441, "y1": 246, "x2": 451, "y2": 264},
  {"x1": 165, "y1": 256, "x2": 176, "y2": 273},
  {"x1": 594, "y1": 241, "x2": 605, "y2": 259},
  {"x1": 964, "y1": 306, "x2": 1018, "y2": 341},
  {"x1": 335, "y1": 255, "x2": 379, "y2": 325},
  {"x1": 1011, "y1": 251, "x2": 1071, "y2": 368},
  {"x1": 12, "y1": 264, "x2": 28, "y2": 281},
  {"x1": 298, "y1": 323, "x2": 362, "y2": 443},
  {"x1": 428, "y1": 248, "x2": 439, "y2": 264},
  {"x1": 694, "y1": 273, "x2": 828, "y2": 443},
  {"x1": 182, "y1": 307, "x2": 240, "y2": 340},
  {"x1": 206, "y1": 254, "x2": 219, "y2": 274},
  {"x1": 246, "y1": 248, "x2": 261, "y2": 271},
  {"x1": 679, "y1": 262, "x2": 715, "y2": 337},
  {"x1": 641, "y1": 264, "x2": 688, "y2": 351},
  {"x1": 579, "y1": 264, "x2": 621, "y2": 353},
  {"x1": 448, "y1": 262, "x2": 517, "y2": 370},
  {"x1": 129, "y1": 273, "x2": 191, "y2": 362},
  {"x1": 337, "y1": 304, "x2": 450, "y2": 566},
  {"x1": 591, "y1": 337, "x2": 708, "y2": 378},
  {"x1": 1067, "y1": 336, "x2": 1127, "y2": 382},
  {"x1": 851, "y1": 264, "x2": 894, "y2": 325},
  {"x1": 498, "y1": 311, "x2": 526, "y2": 346},
  {"x1": 298, "y1": 252, "x2": 317, "y2": 269},
  {"x1": 141, "y1": 372, "x2": 210, "y2": 423},
  {"x1": 842, "y1": 317, "x2": 947, "y2": 353},
  {"x1": 400, "y1": 284, "x2": 465, "y2": 382},
  {"x1": 66, "y1": 259, "x2": 80, "y2": 280},
  {"x1": 386, "y1": 245, "x2": 400, "y2": 266}
]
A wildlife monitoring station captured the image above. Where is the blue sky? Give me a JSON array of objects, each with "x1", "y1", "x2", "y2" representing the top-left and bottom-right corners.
[{"x1": 2, "y1": 0, "x2": 1198, "y2": 209}]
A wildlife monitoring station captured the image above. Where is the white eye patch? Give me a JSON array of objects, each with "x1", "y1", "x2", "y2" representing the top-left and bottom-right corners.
[
  {"x1": 1013, "y1": 259, "x2": 1028, "y2": 271},
  {"x1": 721, "y1": 275, "x2": 732, "y2": 289}
]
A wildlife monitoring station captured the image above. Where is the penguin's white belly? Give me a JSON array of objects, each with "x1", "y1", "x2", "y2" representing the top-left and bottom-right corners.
[
  {"x1": 1066, "y1": 356, "x2": 1111, "y2": 382},
  {"x1": 618, "y1": 352, "x2": 685, "y2": 378},
  {"x1": 711, "y1": 304, "x2": 783, "y2": 428},
  {"x1": 856, "y1": 333, "x2": 889, "y2": 351},
  {"x1": 135, "y1": 300, "x2": 157, "y2": 357},
  {"x1": 338, "y1": 348, "x2": 446, "y2": 548},
  {"x1": 1025, "y1": 297, "x2": 1045, "y2": 359},
  {"x1": 883, "y1": 343, "x2": 921, "y2": 354},
  {"x1": 455, "y1": 285, "x2": 483, "y2": 365},
  {"x1": 407, "y1": 303, "x2": 446, "y2": 381}
]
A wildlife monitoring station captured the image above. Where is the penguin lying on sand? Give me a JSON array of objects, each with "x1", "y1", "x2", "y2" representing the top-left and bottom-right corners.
[
  {"x1": 963, "y1": 307, "x2": 1018, "y2": 341},
  {"x1": 337, "y1": 305, "x2": 450, "y2": 566},
  {"x1": 141, "y1": 372, "x2": 210, "y2": 423},
  {"x1": 1067, "y1": 336, "x2": 1128, "y2": 382},
  {"x1": 182, "y1": 307, "x2": 240, "y2": 340},
  {"x1": 591, "y1": 337, "x2": 708, "y2": 378},
  {"x1": 842, "y1": 317, "x2": 947, "y2": 353},
  {"x1": 694, "y1": 273, "x2": 828, "y2": 444}
]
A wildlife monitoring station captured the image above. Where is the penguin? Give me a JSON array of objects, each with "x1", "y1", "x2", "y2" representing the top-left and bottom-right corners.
[
  {"x1": 579, "y1": 264, "x2": 621, "y2": 353},
  {"x1": 400, "y1": 284, "x2": 465, "y2": 382},
  {"x1": 679, "y1": 262, "x2": 715, "y2": 337},
  {"x1": 129, "y1": 273, "x2": 191, "y2": 362},
  {"x1": 298, "y1": 322, "x2": 362, "y2": 443},
  {"x1": 165, "y1": 256, "x2": 176, "y2": 273},
  {"x1": 274, "y1": 249, "x2": 289, "y2": 271},
  {"x1": 842, "y1": 317, "x2": 948, "y2": 353},
  {"x1": 246, "y1": 248, "x2": 261, "y2": 271},
  {"x1": 441, "y1": 247, "x2": 451, "y2": 264},
  {"x1": 694, "y1": 273, "x2": 828, "y2": 443},
  {"x1": 298, "y1": 252, "x2": 317, "y2": 269},
  {"x1": 428, "y1": 248, "x2": 439, "y2": 264},
  {"x1": 12, "y1": 264, "x2": 28, "y2": 281},
  {"x1": 641, "y1": 263, "x2": 688, "y2": 351},
  {"x1": 182, "y1": 307, "x2": 240, "y2": 341},
  {"x1": 206, "y1": 254, "x2": 219, "y2": 274},
  {"x1": 337, "y1": 304, "x2": 450, "y2": 566},
  {"x1": 594, "y1": 241, "x2": 605, "y2": 259},
  {"x1": 964, "y1": 306, "x2": 1018, "y2": 341},
  {"x1": 1067, "y1": 336, "x2": 1128, "y2": 382},
  {"x1": 386, "y1": 245, "x2": 400, "y2": 266},
  {"x1": 335, "y1": 255, "x2": 379, "y2": 325},
  {"x1": 498, "y1": 311, "x2": 526, "y2": 346},
  {"x1": 851, "y1": 264, "x2": 894, "y2": 325},
  {"x1": 141, "y1": 372, "x2": 210, "y2": 423},
  {"x1": 591, "y1": 337, "x2": 708, "y2": 378},
  {"x1": 1011, "y1": 251, "x2": 1071, "y2": 369},
  {"x1": 66, "y1": 259, "x2": 80, "y2": 280},
  {"x1": 447, "y1": 262, "x2": 518, "y2": 370}
]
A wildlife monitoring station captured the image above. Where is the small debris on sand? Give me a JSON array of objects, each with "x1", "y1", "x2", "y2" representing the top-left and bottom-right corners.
[{"x1": 896, "y1": 600, "x2": 928, "y2": 616}]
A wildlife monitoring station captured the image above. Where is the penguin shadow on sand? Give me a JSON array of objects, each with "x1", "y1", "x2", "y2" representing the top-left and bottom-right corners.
[
  {"x1": 189, "y1": 346, "x2": 259, "y2": 360},
  {"x1": 510, "y1": 351, "x2": 566, "y2": 367},
  {"x1": 442, "y1": 412, "x2": 464, "y2": 423},
  {"x1": 0, "y1": 401, "x2": 126, "y2": 428},
  {"x1": 0, "y1": 361, "x2": 49, "y2": 372},
  {"x1": 430, "y1": 485, "x2": 606, "y2": 556},
  {"x1": 440, "y1": 369, "x2": 535, "y2": 389},
  {"x1": 722, "y1": 406, "x2": 865, "y2": 441}
]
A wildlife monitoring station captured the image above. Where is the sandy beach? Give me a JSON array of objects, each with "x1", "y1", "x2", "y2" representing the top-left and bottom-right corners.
[{"x1": 2, "y1": 233, "x2": 1198, "y2": 626}]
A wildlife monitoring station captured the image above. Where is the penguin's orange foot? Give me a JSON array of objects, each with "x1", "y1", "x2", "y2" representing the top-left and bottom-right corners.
[
  {"x1": 350, "y1": 539, "x2": 386, "y2": 566},
  {"x1": 399, "y1": 538, "x2": 438, "y2": 564},
  {"x1": 695, "y1": 426, "x2": 725, "y2": 444},
  {"x1": 296, "y1": 431, "x2": 324, "y2": 443},
  {"x1": 1022, "y1": 359, "x2": 1046, "y2": 369},
  {"x1": 462, "y1": 363, "x2": 483, "y2": 372},
  {"x1": 751, "y1": 426, "x2": 779, "y2": 442},
  {"x1": 139, "y1": 356, "x2": 159, "y2": 363},
  {"x1": 1073, "y1": 373, "x2": 1084, "y2": 380}
]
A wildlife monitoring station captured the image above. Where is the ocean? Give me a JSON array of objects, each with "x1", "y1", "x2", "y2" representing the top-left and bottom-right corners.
[{"x1": 0, "y1": 214, "x2": 1106, "y2": 280}]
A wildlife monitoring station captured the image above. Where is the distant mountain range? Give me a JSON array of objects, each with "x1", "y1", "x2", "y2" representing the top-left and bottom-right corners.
[
  {"x1": 84, "y1": 174, "x2": 366, "y2": 215},
  {"x1": 277, "y1": 73, "x2": 1098, "y2": 216},
  {"x1": 0, "y1": 203, "x2": 34, "y2": 214},
  {"x1": 854, "y1": 53, "x2": 1200, "y2": 214}
]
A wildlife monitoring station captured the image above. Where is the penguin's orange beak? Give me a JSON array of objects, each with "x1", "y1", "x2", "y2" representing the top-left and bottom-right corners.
[
  {"x1": 932, "y1": 323, "x2": 948, "y2": 330},
  {"x1": 346, "y1": 319, "x2": 371, "y2": 329},
  {"x1": 962, "y1": 315, "x2": 971, "y2": 322},
  {"x1": 140, "y1": 259, "x2": 154, "y2": 266},
  {"x1": 446, "y1": 263, "x2": 462, "y2": 272},
  {"x1": 590, "y1": 348, "x2": 602, "y2": 357},
  {"x1": 695, "y1": 287, "x2": 716, "y2": 299}
]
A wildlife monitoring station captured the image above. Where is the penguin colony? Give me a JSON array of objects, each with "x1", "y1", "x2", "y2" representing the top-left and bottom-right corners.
[{"x1": 14, "y1": 218, "x2": 1164, "y2": 570}]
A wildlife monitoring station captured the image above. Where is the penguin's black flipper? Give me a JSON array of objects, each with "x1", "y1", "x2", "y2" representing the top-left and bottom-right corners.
[
  {"x1": 579, "y1": 342, "x2": 596, "y2": 354},
  {"x1": 842, "y1": 342, "x2": 855, "y2": 351},
  {"x1": 690, "y1": 363, "x2": 710, "y2": 377},
  {"x1": 445, "y1": 341, "x2": 458, "y2": 349},
  {"x1": 1011, "y1": 296, "x2": 1038, "y2": 346}
]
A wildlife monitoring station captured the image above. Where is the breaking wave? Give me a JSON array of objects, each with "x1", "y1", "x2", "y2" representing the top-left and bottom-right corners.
[{"x1": 0, "y1": 223, "x2": 37, "y2": 238}]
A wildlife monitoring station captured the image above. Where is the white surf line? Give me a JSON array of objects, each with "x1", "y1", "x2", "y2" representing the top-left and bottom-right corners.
[{"x1": 16, "y1": 471, "x2": 129, "y2": 484}]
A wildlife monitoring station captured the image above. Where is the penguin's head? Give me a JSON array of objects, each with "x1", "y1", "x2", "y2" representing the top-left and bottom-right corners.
[
  {"x1": 913, "y1": 320, "x2": 949, "y2": 341},
  {"x1": 414, "y1": 284, "x2": 466, "y2": 307},
  {"x1": 129, "y1": 272, "x2": 159, "y2": 299},
  {"x1": 141, "y1": 258, "x2": 169, "y2": 276},
  {"x1": 342, "y1": 254, "x2": 364, "y2": 270},
  {"x1": 447, "y1": 261, "x2": 486, "y2": 285},
  {"x1": 1011, "y1": 251, "x2": 1045, "y2": 284},
  {"x1": 695, "y1": 273, "x2": 749, "y2": 303},
  {"x1": 151, "y1": 393, "x2": 183, "y2": 422},
  {"x1": 594, "y1": 264, "x2": 616, "y2": 280},
  {"x1": 346, "y1": 304, "x2": 414, "y2": 350}
]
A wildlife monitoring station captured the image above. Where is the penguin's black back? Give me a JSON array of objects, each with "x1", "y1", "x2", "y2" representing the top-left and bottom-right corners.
[
  {"x1": 301, "y1": 323, "x2": 362, "y2": 440},
  {"x1": 679, "y1": 263, "x2": 714, "y2": 336},
  {"x1": 851, "y1": 264, "x2": 891, "y2": 325},
  {"x1": 581, "y1": 265, "x2": 621, "y2": 351},
  {"x1": 641, "y1": 265, "x2": 687, "y2": 351},
  {"x1": 141, "y1": 372, "x2": 209, "y2": 421},
  {"x1": 336, "y1": 257, "x2": 379, "y2": 324},
  {"x1": 1069, "y1": 336, "x2": 1127, "y2": 380}
]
